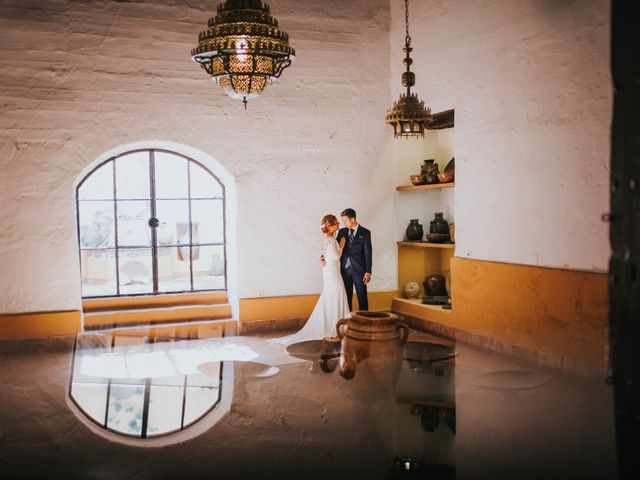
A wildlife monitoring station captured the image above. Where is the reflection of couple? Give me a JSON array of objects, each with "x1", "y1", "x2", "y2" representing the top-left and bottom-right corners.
[{"x1": 277, "y1": 209, "x2": 372, "y2": 344}]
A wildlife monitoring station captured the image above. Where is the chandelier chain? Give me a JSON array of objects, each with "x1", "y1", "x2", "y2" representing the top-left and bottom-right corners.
[{"x1": 405, "y1": 0, "x2": 411, "y2": 46}]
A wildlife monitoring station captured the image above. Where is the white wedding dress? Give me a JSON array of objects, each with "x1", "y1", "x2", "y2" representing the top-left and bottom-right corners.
[{"x1": 274, "y1": 236, "x2": 351, "y2": 345}]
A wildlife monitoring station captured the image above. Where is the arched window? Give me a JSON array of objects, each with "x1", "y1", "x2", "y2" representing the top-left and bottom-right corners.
[
  {"x1": 69, "y1": 329, "x2": 224, "y2": 439},
  {"x1": 77, "y1": 149, "x2": 226, "y2": 297}
]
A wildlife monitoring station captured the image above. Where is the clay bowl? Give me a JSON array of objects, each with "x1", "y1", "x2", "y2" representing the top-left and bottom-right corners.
[
  {"x1": 438, "y1": 171, "x2": 454, "y2": 183},
  {"x1": 410, "y1": 174, "x2": 427, "y2": 186},
  {"x1": 426, "y1": 232, "x2": 451, "y2": 243}
]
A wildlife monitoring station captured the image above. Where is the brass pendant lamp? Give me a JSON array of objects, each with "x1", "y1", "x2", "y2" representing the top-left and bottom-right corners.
[
  {"x1": 386, "y1": 0, "x2": 432, "y2": 137},
  {"x1": 191, "y1": 0, "x2": 295, "y2": 108}
]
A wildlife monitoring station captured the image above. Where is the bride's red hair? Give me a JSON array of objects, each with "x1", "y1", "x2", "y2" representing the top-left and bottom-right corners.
[{"x1": 321, "y1": 214, "x2": 339, "y2": 233}]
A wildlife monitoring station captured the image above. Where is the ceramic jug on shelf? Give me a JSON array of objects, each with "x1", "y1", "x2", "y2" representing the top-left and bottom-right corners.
[
  {"x1": 429, "y1": 212, "x2": 449, "y2": 234},
  {"x1": 406, "y1": 219, "x2": 424, "y2": 241}
]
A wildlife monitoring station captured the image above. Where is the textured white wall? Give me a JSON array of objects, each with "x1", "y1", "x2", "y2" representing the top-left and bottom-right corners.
[
  {"x1": 0, "y1": 0, "x2": 394, "y2": 314},
  {"x1": 390, "y1": 0, "x2": 611, "y2": 272},
  {"x1": 0, "y1": 0, "x2": 611, "y2": 315}
]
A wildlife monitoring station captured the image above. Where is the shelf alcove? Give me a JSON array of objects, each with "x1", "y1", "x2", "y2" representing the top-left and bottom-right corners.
[{"x1": 392, "y1": 109, "x2": 455, "y2": 323}]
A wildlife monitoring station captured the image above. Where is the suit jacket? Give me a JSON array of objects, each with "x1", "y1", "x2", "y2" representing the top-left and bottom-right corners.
[{"x1": 337, "y1": 225, "x2": 372, "y2": 275}]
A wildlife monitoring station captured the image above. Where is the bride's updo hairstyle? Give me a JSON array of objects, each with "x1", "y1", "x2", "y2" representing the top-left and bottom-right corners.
[{"x1": 321, "y1": 214, "x2": 340, "y2": 234}]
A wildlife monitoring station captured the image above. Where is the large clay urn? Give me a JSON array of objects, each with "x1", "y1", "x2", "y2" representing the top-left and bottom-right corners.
[{"x1": 336, "y1": 311, "x2": 409, "y2": 380}]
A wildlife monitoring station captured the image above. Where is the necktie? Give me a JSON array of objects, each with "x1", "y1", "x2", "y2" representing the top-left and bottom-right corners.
[{"x1": 345, "y1": 229, "x2": 354, "y2": 269}]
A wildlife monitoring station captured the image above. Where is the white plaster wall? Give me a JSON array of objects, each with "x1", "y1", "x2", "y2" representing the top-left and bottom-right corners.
[
  {"x1": 0, "y1": 0, "x2": 394, "y2": 314},
  {"x1": 390, "y1": 0, "x2": 611, "y2": 272}
]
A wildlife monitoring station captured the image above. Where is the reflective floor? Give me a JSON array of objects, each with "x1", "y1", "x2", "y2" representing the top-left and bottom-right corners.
[{"x1": 0, "y1": 323, "x2": 616, "y2": 479}]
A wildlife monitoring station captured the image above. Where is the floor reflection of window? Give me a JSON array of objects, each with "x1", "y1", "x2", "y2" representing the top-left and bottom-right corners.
[
  {"x1": 77, "y1": 149, "x2": 226, "y2": 298},
  {"x1": 69, "y1": 329, "x2": 223, "y2": 438}
]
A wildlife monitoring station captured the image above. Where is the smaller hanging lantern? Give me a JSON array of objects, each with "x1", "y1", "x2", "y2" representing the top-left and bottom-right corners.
[{"x1": 385, "y1": 0, "x2": 431, "y2": 137}]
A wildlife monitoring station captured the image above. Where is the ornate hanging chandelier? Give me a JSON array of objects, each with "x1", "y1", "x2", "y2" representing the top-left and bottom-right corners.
[
  {"x1": 385, "y1": 0, "x2": 432, "y2": 138},
  {"x1": 191, "y1": 0, "x2": 295, "y2": 108}
]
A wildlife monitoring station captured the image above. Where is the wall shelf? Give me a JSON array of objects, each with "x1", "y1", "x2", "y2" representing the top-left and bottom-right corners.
[
  {"x1": 392, "y1": 297, "x2": 452, "y2": 323},
  {"x1": 396, "y1": 182, "x2": 454, "y2": 192},
  {"x1": 398, "y1": 241, "x2": 455, "y2": 249}
]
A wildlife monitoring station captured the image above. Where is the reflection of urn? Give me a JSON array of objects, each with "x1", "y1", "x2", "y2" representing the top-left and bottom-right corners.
[
  {"x1": 406, "y1": 219, "x2": 424, "y2": 241},
  {"x1": 429, "y1": 212, "x2": 449, "y2": 234},
  {"x1": 336, "y1": 311, "x2": 409, "y2": 380}
]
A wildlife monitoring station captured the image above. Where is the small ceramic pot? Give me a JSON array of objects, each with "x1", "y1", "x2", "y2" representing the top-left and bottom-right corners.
[
  {"x1": 421, "y1": 159, "x2": 437, "y2": 175},
  {"x1": 404, "y1": 280, "x2": 420, "y2": 299},
  {"x1": 429, "y1": 212, "x2": 450, "y2": 234},
  {"x1": 406, "y1": 219, "x2": 424, "y2": 241},
  {"x1": 424, "y1": 166, "x2": 441, "y2": 184},
  {"x1": 424, "y1": 274, "x2": 447, "y2": 296}
]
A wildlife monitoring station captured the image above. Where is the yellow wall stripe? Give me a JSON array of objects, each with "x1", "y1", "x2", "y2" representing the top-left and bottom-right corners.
[{"x1": 0, "y1": 310, "x2": 81, "y2": 340}]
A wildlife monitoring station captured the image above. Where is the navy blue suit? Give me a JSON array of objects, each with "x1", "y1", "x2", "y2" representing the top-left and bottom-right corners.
[{"x1": 337, "y1": 225, "x2": 372, "y2": 311}]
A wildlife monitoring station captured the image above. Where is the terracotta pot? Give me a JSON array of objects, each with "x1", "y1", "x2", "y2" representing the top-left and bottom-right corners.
[
  {"x1": 337, "y1": 311, "x2": 409, "y2": 343},
  {"x1": 437, "y1": 171, "x2": 454, "y2": 183},
  {"x1": 410, "y1": 174, "x2": 426, "y2": 186},
  {"x1": 336, "y1": 311, "x2": 408, "y2": 381},
  {"x1": 406, "y1": 219, "x2": 424, "y2": 241}
]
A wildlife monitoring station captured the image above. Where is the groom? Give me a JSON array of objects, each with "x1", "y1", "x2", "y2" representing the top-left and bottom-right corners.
[{"x1": 336, "y1": 208, "x2": 372, "y2": 311}]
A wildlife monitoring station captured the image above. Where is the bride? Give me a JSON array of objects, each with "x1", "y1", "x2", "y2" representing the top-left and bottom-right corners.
[{"x1": 274, "y1": 214, "x2": 351, "y2": 345}]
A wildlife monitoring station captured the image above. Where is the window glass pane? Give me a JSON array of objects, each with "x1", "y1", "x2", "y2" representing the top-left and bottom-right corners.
[
  {"x1": 156, "y1": 200, "x2": 190, "y2": 246},
  {"x1": 79, "y1": 201, "x2": 115, "y2": 248},
  {"x1": 118, "y1": 248, "x2": 153, "y2": 295},
  {"x1": 106, "y1": 384, "x2": 145, "y2": 436},
  {"x1": 183, "y1": 386, "x2": 219, "y2": 426},
  {"x1": 158, "y1": 247, "x2": 191, "y2": 293},
  {"x1": 71, "y1": 382, "x2": 108, "y2": 426},
  {"x1": 146, "y1": 385, "x2": 184, "y2": 437},
  {"x1": 116, "y1": 152, "x2": 150, "y2": 199},
  {"x1": 78, "y1": 161, "x2": 113, "y2": 200},
  {"x1": 191, "y1": 199, "x2": 224, "y2": 244},
  {"x1": 117, "y1": 201, "x2": 151, "y2": 247},
  {"x1": 193, "y1": 245, "x2": 226, "y2": 290},
  {"x1": 155, "y1": 152, "x2": 188, "y2": 199},
  {"x1": 190, "y1": 162, "x2": 223, "y2": 198},
  {"x1": 81, "y1": 249, "x2": 117, "y2": 297},
  {"x1": 72, "y1": 335, "x2": 112, "y2": 383},
  {"x1": 188, "y1": 364, "x2": 220, "y2": 387},
  {"x1": 152, "y1": 374, "x2": 186, "y2": 387}
]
